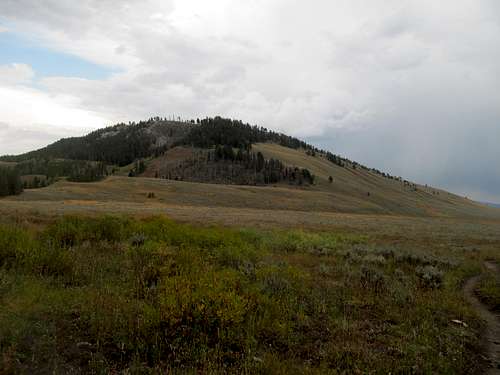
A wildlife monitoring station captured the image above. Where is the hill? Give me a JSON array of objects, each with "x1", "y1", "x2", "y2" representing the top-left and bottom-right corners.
[
  {"x1": 0, "y1": 117, "x2": 318, "y2": 166},
  {"x1": 1, "y1": 116, "x2": 499, "y2": 219}
]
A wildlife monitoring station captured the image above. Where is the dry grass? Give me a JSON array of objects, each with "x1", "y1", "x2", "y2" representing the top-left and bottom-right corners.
[
  {"x1": 3, "y1": 171, "x2": 500, "y2": 220},
  {"x1": 76, "y1": 142, "x2": 500, "y2": 219},
  {"x1": 254, "y1": 143, "x2": 496, "y2": 217}
]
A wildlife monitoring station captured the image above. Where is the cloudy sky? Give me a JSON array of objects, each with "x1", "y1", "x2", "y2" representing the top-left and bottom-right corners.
[{"x1": 0, "y1": 1, "x2": 499, "y2": 202}]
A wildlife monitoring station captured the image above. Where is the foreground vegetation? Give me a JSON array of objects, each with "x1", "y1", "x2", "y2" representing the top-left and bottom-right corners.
[{"x1": 0, "y1": 215, "x2": 496, "y2": 373}]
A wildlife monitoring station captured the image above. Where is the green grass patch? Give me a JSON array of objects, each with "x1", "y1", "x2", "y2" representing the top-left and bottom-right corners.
[{"x1": 0, "y1": 214, "x2": 488, "y2": 373}]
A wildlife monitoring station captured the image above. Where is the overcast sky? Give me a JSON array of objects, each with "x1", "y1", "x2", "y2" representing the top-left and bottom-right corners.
[{"x1": 0, "y1": 0, "x2": 499, "y2": 202}]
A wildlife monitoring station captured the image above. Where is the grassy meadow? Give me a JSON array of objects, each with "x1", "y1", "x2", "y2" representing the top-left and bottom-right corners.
[{"x1": 1, "y1": 213, "x2": 499, "y2": 374}]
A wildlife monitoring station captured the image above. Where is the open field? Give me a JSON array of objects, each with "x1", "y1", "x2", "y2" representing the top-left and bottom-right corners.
[{"x1": 1, "y1": 213, "x2": 500, "y2": 373}]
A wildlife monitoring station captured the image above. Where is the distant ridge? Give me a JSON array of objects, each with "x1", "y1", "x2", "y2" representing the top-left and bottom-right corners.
[{"x1": 481, "y1": 202, "x2": 500, "y2": 209}]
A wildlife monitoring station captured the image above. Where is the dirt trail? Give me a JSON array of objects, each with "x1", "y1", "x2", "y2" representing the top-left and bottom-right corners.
[{"x1": 464, "y1": 261, "x2": 500, "y2": 374}]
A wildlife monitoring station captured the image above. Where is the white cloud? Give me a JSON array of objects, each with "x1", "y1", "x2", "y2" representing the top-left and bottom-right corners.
[
  {"x1": 0, "y1": 63, "x2": 35, "y2": 86},
  {"x1": 0, "y1": 83, "x2": 110, "y2": 154},
  {"x1": 0, "y1": 0, "x2": 499, "y2": 201}
]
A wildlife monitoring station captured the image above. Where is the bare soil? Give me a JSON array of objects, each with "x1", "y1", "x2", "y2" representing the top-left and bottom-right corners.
[{"x1": 464, "y1": 261, "x2": 500, "y2": 374}]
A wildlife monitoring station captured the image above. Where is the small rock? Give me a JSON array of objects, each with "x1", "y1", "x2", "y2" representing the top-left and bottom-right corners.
[{"x1": 77, "y1": 341, "x2": 92, "y2": 349}]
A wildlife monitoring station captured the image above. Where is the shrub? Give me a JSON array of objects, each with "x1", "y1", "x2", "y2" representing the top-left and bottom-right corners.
[
  {"x1": 214, "y1": 244, "x2": 262, "y2": 274},
  {"x1": 0, "y1": 225, "x2": 34, "y2": 268},
  {"x1": 362, "y1": 254, "x2": 386, "y2": 265},
  {"x1": 259, "y1": 230, "x2": 366, "y2": 256},
  {"x1": 390, "y1": 281, "x2": 414, "y2": 306},
  {"x1": 343, "y1": 247, "x2": 367, "y2": 263},
  {"x1": 394, "y1": 268, "x2": 406, "y2": 281},
  {"x1": 43, "y1": 216, "x2": 87, "y2": 248},
  {"x1": 416, "y1": 265, "x2": 443, "y2": 289},
  {"x1": 256, "y1": 263, "x2": 306, "y2": 297},
  {"x1": 157, "y1": 269, "x2": 251, "y2": 364},
  {"x1": 318, "y1": 263, "x2": 332, "y2": 276},
  {"x1": 91, "y1": 216, "x2": 131, "y2": 242},
  {"x1": 374, "y1": 248, "x2": 395, "y2": 259},
  {"x1": 395, "y1": 251, "x2": 457, "y2": 269},
  {"x1": 19, "y1": 244, "x2": 73, "y2": 278},
  {"x1": 127, "y1": 242, "x2": 166, "y2": 298},
  {"x1": 130, "y1": 233, "x2": 146, "y2": 247},
  {"x1": 359, "y1": 266, "x2": 386, "y2": 294},
  {"x1": 0, "y1": 224, "x2": 74, "y2": 278},
  {"x1": 139, "y1": 216, "x2": 245, "y2": 250},
  {"x1": 43, "y1": 216, "x2": 132, "y2": 248}
]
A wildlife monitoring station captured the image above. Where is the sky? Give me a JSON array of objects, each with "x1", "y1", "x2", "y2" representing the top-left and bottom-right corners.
[{"x1": 0, "y1": 0, "x2": 499, "y2": 202}]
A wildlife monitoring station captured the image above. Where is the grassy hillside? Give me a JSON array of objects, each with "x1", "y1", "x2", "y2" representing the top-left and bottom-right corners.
[
  {"x1": 77, "y1": 142, "x2": 497, "y2": 219},
  {"x1": 254, "y1": 143, "x2": 496, "y2": 217},
  {"x1": 2, "y1": 175, "x2": 499, "y2": 222}
]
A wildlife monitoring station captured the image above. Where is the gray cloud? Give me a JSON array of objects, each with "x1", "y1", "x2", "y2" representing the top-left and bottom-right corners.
[{"x1": 0, "y1": 0, "x2": 499, "y2": 201}]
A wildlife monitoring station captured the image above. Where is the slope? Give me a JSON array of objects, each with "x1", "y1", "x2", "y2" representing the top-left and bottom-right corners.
[
  {"x1": 253, "y1": 143, "x2": 496, "y2": 218},
  {"x1": 5, "y1": 166, "x2": 499, "y2": 220}
]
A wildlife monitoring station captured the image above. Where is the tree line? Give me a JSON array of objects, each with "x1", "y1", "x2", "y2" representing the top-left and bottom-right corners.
[
  {"x1": 180, "y1": 116, "x2": 311, "y2": 150},
  {"x1": 0, "y1": 159, "x2": 108, "y2": 193},
  {"x1": 0, "y1": 166, "x2": 23, "y2": 197},
  {"x1": 15, "y1": 159, "x2": 107, "y2": 183},
  {"x1": 67, "y1": 161, "x2": 107, "y2": 182}
]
